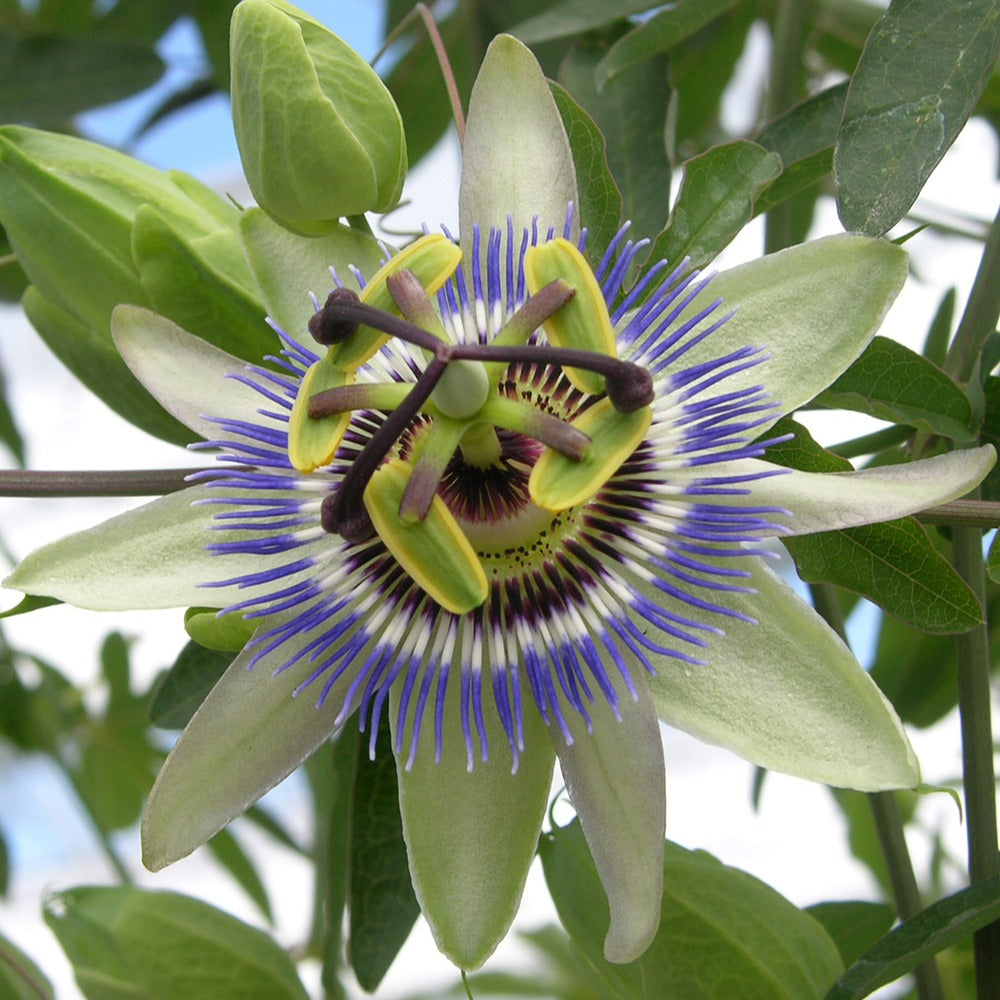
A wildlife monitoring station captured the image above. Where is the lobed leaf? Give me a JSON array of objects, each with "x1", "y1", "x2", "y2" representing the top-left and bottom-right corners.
[
  {"x1": 835, "y1": 0, "x2": 1000, "y2": 234},
  {"x1": 558, "y1": 34, "x2": 671, "y2": 244},
  {"x1": 44, "y1": 886, "x2": 309, "y2": 1000},
  {"x1": 812, "y1": 336, "x2": 975, "y2": 441},
  {"x1": 646, "y1": 139, "x2": 781, "y2": 270},
  {"x1": 826, "y1": 877, "x2": 1000, "y2": 999},
  {"x1": 541, "y1": 820, "x2": 843, "y2": 1000}
]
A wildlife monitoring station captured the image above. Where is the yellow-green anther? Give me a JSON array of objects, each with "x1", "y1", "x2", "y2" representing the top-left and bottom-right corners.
[
  {"x1": 288, "y1": 354, "x2": 354, "y2": 472},
  {"x1": 524, "y1": 238, "x2": 617, "y2": 396},
  {"x1": 529, "y1": 398, "x2": 652, "y2": 511},
  {"x1": 364, "y1": 460, "x2": 488, "y2": 614},
  {"x1": 333, "y1": 234, "x2": 461, "y2": 368}
]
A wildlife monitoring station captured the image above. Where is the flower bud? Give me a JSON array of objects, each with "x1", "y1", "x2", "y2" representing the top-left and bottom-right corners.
[{"x1": 230, "y1": 0, "x2": 406, "y2": 234}]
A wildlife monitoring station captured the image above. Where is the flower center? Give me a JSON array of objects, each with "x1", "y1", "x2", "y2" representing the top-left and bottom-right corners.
[{"x1": 293, "y1": 235, "x2": 655, "y2": 614}]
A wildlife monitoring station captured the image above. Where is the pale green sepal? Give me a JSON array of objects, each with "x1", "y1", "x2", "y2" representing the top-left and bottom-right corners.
[
  {"x1": 712, "y1": 446, "x2": 996, "y2": 536},
  {"x1": 460, "y1": 35, "x2": 578, "y2": 258},
  {"x1": 288, "y1": 356, "x2": 354, "y2": 472},
  {"x1": 364, "y1": 461, "x2": 488, "y2": 614},
  {"x1": 665, "y1": 235, "x2": 908, "y2": 429},
  {"x1": 555, "y1": 674, "x2": 665, "y2": 964},
  {"x1": 530, "y1": 398, "x2": 651, "y2": 511},
  {"x1": 524, "y1": 238, "x2": 615, "y2": 395},
  {"x1": 392, "y1": 678, "x2": 556, "y2": 969},
  {"x1": 239, "y1": 207, "x2": 384, "y2": 340},
  {"x1": 142, "y1": 629, "x2": 355, "y2": 869},
  {"x1": 112, "y1": 305, "x2": 266, "y2": 440},
  {"x1": 645, "y1": 558, "x2": 919, "y2": 791},
  {"x1": 3, "y1": 485, "x2": 309, "y2": 611}
]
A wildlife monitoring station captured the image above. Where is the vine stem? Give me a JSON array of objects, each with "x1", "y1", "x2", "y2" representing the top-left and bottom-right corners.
[
  {"x1": 0, "y1": 468, "x2": 204, "y2": 496},
  {"x1": 945, "y1": 192, "x2": 1000, "y2": 1000},
  {"x1": 763, "y1": 0, "x2": 810, "y2": 254},
  {"x1": 952, "y1": 525, "x2": 1000, "y2": 1000},
  {"x1": 808, "y1": 582, "x2": 945, "y2": 1000},
  {"x1": 945, "y1": 199, "x2": 1000, "y2": 385},
  {"x1": 372, "y1": 3, "x2": 465, "y2": 144}
]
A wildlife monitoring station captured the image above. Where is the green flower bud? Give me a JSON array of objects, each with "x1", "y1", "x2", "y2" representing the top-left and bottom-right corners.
[{"x1": 230, "y1": 0, "x2": 407, "y2": 234}]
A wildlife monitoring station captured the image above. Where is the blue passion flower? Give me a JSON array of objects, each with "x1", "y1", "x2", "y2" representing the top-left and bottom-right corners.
[{"x1": 5, "y1": 34, "x2": 994, "y2": 971}]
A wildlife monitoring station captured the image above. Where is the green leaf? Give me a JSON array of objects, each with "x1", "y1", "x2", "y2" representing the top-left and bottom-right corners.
[
  {"x1": 646, "y1": 140, "x2": 781, "y2": 270},
  {"x1": 44, "y1": 886, "x2": 309, "y2": 1000},
  {"x1": 510, "y1": 0, "x2": 661, "y2": 44},
  {"x1": 541, "y1": 820, "x2": 843, "y2": 999},
  {"x1": 812, "y1": 336, "x2": 975, "y2": 440},
  {"x1": 206, "y1": 827, "x2": 274, "y2": 923},
  {"x1": 558, "y1": 32, "x2": 671, "y2": 243},
  {"x1": 0, "y1": 360, "x2": 24, "y2": 465},
  {"x1": 989, "y1": 531, "x2": 1000, "y2": 583},
  {"x1": 0, "y1": 594, "x2": 61, "y2": 618},
  {"x1": 594, "y1": 0, "x2": 741, "y2": 89},
  {"x1": 22, "y1": 286, "x2": 193, "y2": 447},
  {"x1": 0, "y1": 34, "x2": 164, "y2": 123},
  {"x1": 148, "y1": 641, "x2": 231, "y2": 730},
  {"x1": 762, "y1": 416, "x2": 853, "y2": 474},
  {"x1": 753, "y1": 83, "x2": 848, "y2": 220},
  {"x1": 835, "y1": 0, "x2": 1000, "y2": 234},
  {"x1": 348, "y1": 714, "x2": 420, "y2": 991},
  {"x1": 549, "y1": 81, "x2": 623, "y2": 262},
  {"x1": 131, "y1": 207, "x2": 273, "y2": 362},
  {"x1": 806, "y1": 902, "x2": 897, "y2": 968},
  {"x1": 0, "y1": 928, "x2": 54, "y2": 1000},
  {"x1": 827, "y1": 877, "x2": 1000, "y2": 999},
  {"x1": 758, "y1": 83, "x2": 849, "y2": 166},
  {"x1": 783, "y1": 516, "x2": 984, "y2": 634},
  {"x1": 309, "y1": 733, "x2": 357, "y2": 998}
]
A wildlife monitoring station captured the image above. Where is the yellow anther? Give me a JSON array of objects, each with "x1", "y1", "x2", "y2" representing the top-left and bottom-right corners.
[
  {"x1": 529, "y1": 398, "x2": 652, "y2": 511},
  {"x1": 524, "y1": 238, "x2": 617, "y2": 396},
  {"x1": 364, "y1": 460, "x2": 489, "y2": 614},
  {"x1": 288, "y1": 355, "x2": 355, "y2": 472}
]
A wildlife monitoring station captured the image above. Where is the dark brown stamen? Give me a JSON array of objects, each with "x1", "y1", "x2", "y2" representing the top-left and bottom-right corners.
[{"x1": 308, "y1": 287, "x2": 363, "y2": 345}]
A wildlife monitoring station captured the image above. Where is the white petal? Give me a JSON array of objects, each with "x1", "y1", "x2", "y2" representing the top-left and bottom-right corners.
[
  {"x1": 710, "y1": 446, "x2": 996, "y2": 535},
  {"x1": 113, "y1": 304, "x2": 266, "y2": 439},
  {"x1": 555, "y1": 674, "x2": 665, "y2": 964},
  {"x1": 669, "y1": 235, "x2": 908, "y2": 421},
  {"x1": 644, "y1": 558, "x2": 919, "y2": 790},
  {"x1": 460, "y1": 34, "x2": 578, "y2": 254},
  {"x1": 392, "y1": 673, "x2": 555, "y2": 970},
  {"x1": 142, "y1": 628, "x2": 352, "y2": 869},
  {"x1": 3, "y1": 484, "x2": 310, "y2": 610}
]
